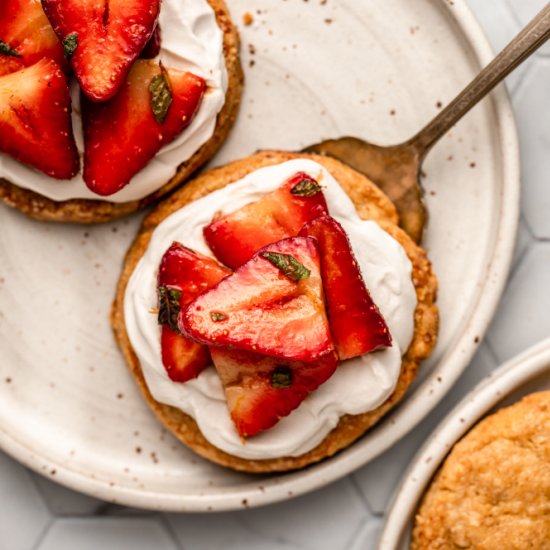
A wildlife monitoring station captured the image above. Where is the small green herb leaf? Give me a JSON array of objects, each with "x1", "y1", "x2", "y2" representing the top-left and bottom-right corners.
[
  {"x1": 261, "y1": 252, "x2": 310, "y2": 282},
  {"x1": 0, "y1": 40, "x2": 22, "y2": 58},
  {"x1": 62, "y1": 33, "x2": 78, "y2": 59},
  {"x1": 210, "y1": 311, "x2": 228, "y2": 322},
  {"x1": 290, "y1": 178, "x2": 322, "y2": 197},
  {"x1": 271, "y1": 366, "x2": 292, "y2": 389},
  {"x1": 149, "y1": 70, "x2": 173, "y2": 123},
  {"x1": 158, "y1": 285, "x2": 182, "y2": 333}
]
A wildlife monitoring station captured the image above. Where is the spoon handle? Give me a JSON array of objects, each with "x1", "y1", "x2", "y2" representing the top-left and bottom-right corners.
[{"x1": 408, "y1": 2, "x2": 550, "y2": 156}]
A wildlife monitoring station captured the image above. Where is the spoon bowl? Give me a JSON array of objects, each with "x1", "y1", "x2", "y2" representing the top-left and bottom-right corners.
[
  {"x1": 305, "y1": 138, "x2": 426, "y2": 244},
  {"x1": 305, "y1": 3, "x2": 550, "y2": 244}
]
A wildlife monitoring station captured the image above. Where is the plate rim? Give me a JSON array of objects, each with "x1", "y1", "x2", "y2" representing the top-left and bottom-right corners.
[
  {"x1": 0, "y1": 0, "x2": 521, "y2": 511},
  {"x1": 378, "y1": 337, "x2": 550, "y2": 549}
]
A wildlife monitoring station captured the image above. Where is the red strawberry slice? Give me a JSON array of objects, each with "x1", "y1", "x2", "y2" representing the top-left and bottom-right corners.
[
  {"x1": 210, "y1": 347, "x2": 338, "y2": 437},
  {"x1": 82, "y1": 59, "x2": 206, "y2": 196},
  {"x1": 299, "y1": 216, "x2": 392, "y2": 359},
  {"x1": 158, "y1": 242, "x2": 230, "y2": 383},
  {"x1": 0, "y1": 0, "x2": 67, "y2": 76},
  {"x1": 0, "y1": 59, "x2": 79, "y2": 179},
  {"x1": 140, "y1": 25, "x2": 161, "y2": 59},
  {"x1": 203, "y1": 172, "x2": 329, "y2": 269},
  {"x1": 180, "y1": 237, "x2": 335, "y2": 363},
  {"x1": 160, "y1": 330, "x2": 211, "y2": 383},
  {"x1": 42, "y1": 0, "x2": 160, "y2": 101}
]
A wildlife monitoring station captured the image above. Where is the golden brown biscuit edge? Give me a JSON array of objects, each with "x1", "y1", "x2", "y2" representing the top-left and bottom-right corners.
[{"x1": 411, "y1": 390, "x2": 550, "y2": 549}]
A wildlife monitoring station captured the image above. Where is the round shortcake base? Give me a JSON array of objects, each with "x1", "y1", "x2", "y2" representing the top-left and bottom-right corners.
[
  {"x1": 411, "y1": 391, "x2": 550, "y2": 549},
  {"x1": 112, "y1": 150, "x2": 439, "y2": 473},
  {"x1": 0, "y1": 0, "x2": 243, "y2": 224}
]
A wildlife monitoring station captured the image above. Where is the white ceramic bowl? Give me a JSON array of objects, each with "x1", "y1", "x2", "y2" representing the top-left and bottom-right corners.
[
  {"x1": 379, "y1": 338, "x2": 550, "y2": 549},
  {"x1": 0, "y1": 0, "x2": 519, "y2": 510}
]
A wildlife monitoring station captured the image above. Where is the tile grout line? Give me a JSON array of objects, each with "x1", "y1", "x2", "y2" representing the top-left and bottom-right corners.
[
  {"x1": 29, "y1": 517, "x2": 54, "y2": 550},
  {"x1": 28, "y1": 473, "x2": 58, "y2": 518},
  {"x1": 483, "y1": 337, "x2": 501, "y2": 367},
  {"x1": 159, "y1": 514, "x2": 185, "y2": 550},
  {"x1": 506, "y1": 235, "x2": 533, "y2": 283},
  {"x1": 502, "y1": 0, "x2": 524, "y2": 28},
  {"x1": 520, "y1": 213, "x2": 536, "y2": 241},
  {"x1": 343, "y1": 514, "x2": 376, "y2": 550},
  {"x1": 349, "y1": 474, "x2": 377, "y2": 516}
]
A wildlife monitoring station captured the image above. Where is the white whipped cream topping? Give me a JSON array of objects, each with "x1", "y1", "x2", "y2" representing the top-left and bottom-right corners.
[
  {"x1": 124, "y1": 159, "x2": 417, "y2": 459},
  {"x1": 0, "y1": 0, "x2": 227, "y2": 203}
]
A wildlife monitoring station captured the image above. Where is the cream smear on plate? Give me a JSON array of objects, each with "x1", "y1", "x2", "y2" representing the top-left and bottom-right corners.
[
  {"x1": 124, "y1": 159, "x2": 417, "y2": 459},
  {"x1": 0, "y1": 0, "x2": 227, "y2": 203}
]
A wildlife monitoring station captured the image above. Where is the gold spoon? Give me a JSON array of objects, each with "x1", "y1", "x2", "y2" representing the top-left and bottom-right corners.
[{"x1": 305, "y1": 3, "x2": 550, "y2": 244}]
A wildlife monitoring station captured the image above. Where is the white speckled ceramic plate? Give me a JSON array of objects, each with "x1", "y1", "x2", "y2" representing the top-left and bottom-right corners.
[
  {"x1": 0, "y1": 0, "x2": 519, "y2": 511},
  {"x1": 379, "y1": 338, "x2": 550, "y2": 549}
]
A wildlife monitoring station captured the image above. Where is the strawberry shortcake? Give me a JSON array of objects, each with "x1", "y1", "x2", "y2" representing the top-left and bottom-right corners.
[
  {"x1": 112, "y1": 151, "x2": 438, "y2": 472},
  {"x1": 0, "y1": 0, "x2": 242, "y2": 222}
]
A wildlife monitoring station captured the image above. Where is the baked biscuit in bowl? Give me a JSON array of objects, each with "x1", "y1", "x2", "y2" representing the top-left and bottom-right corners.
[{"x1": 380, "y1": 338, "x2": 550, "y2": 549}]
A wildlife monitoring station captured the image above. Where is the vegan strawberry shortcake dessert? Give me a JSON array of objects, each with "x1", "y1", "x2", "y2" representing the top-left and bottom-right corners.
[
  {"x1": 0, "y1": 0, "x2": 242, "y2": 222},
  {"x1": 112, "y1": 151, "x2": 439, "y2": 472}
]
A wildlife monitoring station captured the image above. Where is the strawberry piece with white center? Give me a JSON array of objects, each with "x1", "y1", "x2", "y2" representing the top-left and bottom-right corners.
[
  {"x1": 299, "y1": 216, "x2": 392, "y2": 360},
  {"x1": 157, "y1": 242, "x2": 230, "y2": 383},
  {"x1": 210, "y1": 347, "x2": 338, "y2": 438},
  {"x1": 0, "y1": 58, "x2": 79, "y2": 179},
  {"x1": 82, "y1": 59, "x2": 206, "y2": 196},
  {"x1": 180, "y1": 236, "x2": 335, "y2": 363},
  {"x1": 42, "y1": 0, "x2": 161, "y2": 102},
  {"x1": 0, "y1": 0, "x2": 67, "y2": 76},
  {"x1": 203, "y1": 172, "x2": 329, "y2": 269}
]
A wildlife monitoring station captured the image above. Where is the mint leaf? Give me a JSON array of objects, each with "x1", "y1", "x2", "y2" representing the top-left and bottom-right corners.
[
  {"x1": 271, "y1": 366, "x2": 292, "y2": 389},
  {"x1": 63, "y1": 33, "x2": 78, "y2": 59},
  {"x1": 158, "y1": 285, "x2": 182, "y2": 333},
  {"x1": 149, "y1": 70, "x2": 173, "y2": 123},
  {"x1": 0, "y1": 41, "x2": 22, "y2": 58},
  {"x1": 290, "y1": 178, "x2": 322, "y2": 197},
  {"x1": 210, "y1": 311, "x2": 227, "y2": 322},
  {"x1": 261, "y1": 252, "x2": 310, "y2": 282}
]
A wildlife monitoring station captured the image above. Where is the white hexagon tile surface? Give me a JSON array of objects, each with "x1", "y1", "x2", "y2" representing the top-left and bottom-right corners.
[
  {"x1": 166, "y1": 480, "x2": 368, "y2": 550},
  {"x1": 0, "y1": 1, "x2": 548, "y2": 549}
]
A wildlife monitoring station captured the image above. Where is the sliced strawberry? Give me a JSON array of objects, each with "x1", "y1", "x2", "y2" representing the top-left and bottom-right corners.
[
  {"x1": 204, "y1": 172, "x2": 329, "y2": 269},
  {"x1": 211, "y1": 347, "x2": 338, "y2": 437},
  {"x1": 140, "y1": 25, "x2": 161, "y2": 59},
  {"x1": 82, "y1": 60, "x2": 206, "y2": 196},
  {"x1": 161, "y1": 329, "x2": 211, "y2": 383},
  {"x1": 0, "y1": 59, "x2": 79, "y2": 179},
  {"x1": 180, "y1": 237, "x2": 334, "y2": 363},
  {"x1": 42, "y1": 0, "x2": 160, "y2": 101},
  {"x1": 299, "y1": 216, "x2": 392, "y2": 359},
  {"x1": 158, "y1": 242, "x2": 230, "y2": 383},
  {"x1": 0, "y1": 0, "x2": 67, "y2": 76},
  {"x1": 0, "y1": 51, "x2": 23, "y2": 77}
]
